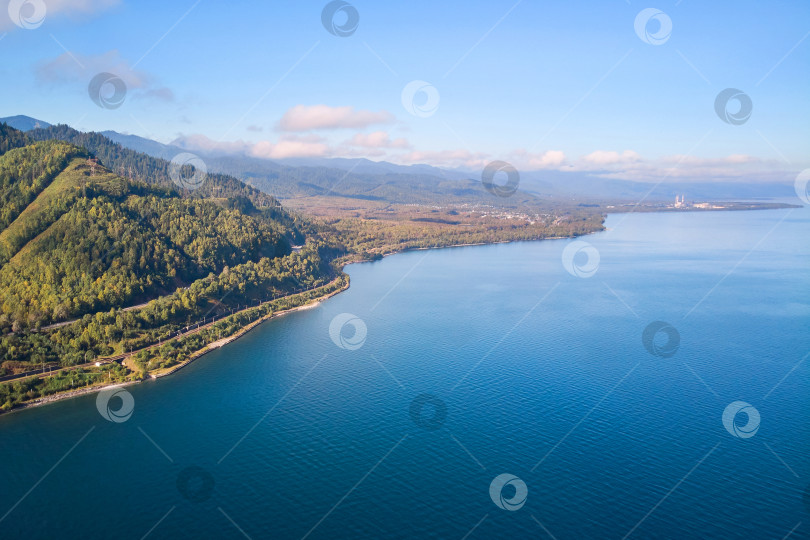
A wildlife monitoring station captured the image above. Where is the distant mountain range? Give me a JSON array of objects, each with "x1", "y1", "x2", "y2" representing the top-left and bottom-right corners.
[
  {"x1": 1, "y1": 115, "x2": 51, "y2": 132},
  {"x1": 4, "y1": 117, "x2": 543, "y2": 206},
  {"x1": 2, "y1": 115, "x2": 796, "y2": 203}
]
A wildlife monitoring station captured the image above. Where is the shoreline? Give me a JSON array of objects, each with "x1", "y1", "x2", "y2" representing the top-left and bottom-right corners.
[
  {"x1": 0, "y1": 231, "x2": 566, "y2": 417},
  {"x1": 137, "y1": 235, "x2": 570, "y2": 383},
  {"x1": 147, "y1": 280, "x2": 349, "y2": 380},
  {"x1": 7, "y1": 203, "x2": 785, "y2": 417},
  {"x1": 9, "y1": 379, "x2": 142, "y2": 415},
  {"x1": 1, "y1": 278, "x2": 350, "y2": 417},
  {"x1": 344, "y1": 235, "x2": 578, "y2": 265}
]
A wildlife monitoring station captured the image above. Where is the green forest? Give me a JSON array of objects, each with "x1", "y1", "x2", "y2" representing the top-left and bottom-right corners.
[
  {"x1": 0, "y1": 122, "x2": 605, "y2": 412},
  {"x1": 29, "y1": 124, "x2": 281, "y2": 208},
  {"x1": 0, "y1": 124, "x2": 343, "y2": 385},
  {"x1": 0, "y1": 142, "x2": 294, "y2": 330}
]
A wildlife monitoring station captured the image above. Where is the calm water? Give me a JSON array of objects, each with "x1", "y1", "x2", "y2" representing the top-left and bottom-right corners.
[{"x1": 1, "y1": 208, "x2": 808, "y2": 539}]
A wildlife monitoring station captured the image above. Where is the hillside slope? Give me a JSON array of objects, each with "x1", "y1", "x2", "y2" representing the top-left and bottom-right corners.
[
  {"x1": 0, "y1": 130, "x2": 302, "y2": 330},
  {"x1": 28, "y1": 124, "x2": 282, "y2": 209}
]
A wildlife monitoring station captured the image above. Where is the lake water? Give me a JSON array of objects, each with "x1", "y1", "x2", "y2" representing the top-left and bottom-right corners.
[{"x1": 1, "y1": 208, "x2": 808, "y2": 539}]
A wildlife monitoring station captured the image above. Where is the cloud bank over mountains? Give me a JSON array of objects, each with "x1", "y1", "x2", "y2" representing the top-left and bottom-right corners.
[{"x1": 167, "y1": 104, "x2": 790, "y2": 183}]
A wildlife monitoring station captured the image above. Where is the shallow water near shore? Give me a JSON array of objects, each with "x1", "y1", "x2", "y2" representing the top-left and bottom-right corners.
[{"x1": 1, "y1": 208, "x2": 808, "y2": 539}]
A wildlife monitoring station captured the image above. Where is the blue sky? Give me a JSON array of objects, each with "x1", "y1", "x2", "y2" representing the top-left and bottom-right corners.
[{"x1": 1, "y1": 0, "x2": 808, "y2": 182}]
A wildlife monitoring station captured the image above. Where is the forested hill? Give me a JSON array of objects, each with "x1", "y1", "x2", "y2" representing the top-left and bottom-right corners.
[
  {"x1": 0, "y1": 125, "x2": 309, "y2": 331},
  {"x1": 0, "y1": 123, "x2": 30, "y2": 155},
  {"x1": 28, "y1": 124, "x2": 280, "y2": 209}
]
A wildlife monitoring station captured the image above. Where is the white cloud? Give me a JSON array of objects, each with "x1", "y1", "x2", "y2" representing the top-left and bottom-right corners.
[
  {"x1": 347, "y1": 131, "x2": 410, "y2": 149},
  {"x1": 563, "y1": 151, "x2": 790, "y2": 183},
  {"x1": 171, "y1": 133, "x2": 250, "y2": 155},
  {"x1": 582, "y1": 150, "x2": 641, "y2": 165},
  {"x1": 486, "y1": 148, "x2": 791, "y2": 183},
  {"x1": 339, "y1": 147, "x2": 388, "y2": 158},
  {"x1": 277, "y1": 105, "x2": 394, "y2": 132},
  {"x1": 171, "y1": 133, "x2": 330, "y2": 159},
  {"x1": 250, "y1": 139, "x2": 329, "y2": 159},
  {"x1": 2, "y1": 0, "x2": 119, "y2": 31},
  {"x1": 394, "y1": 149, "x2": 490, "y2": 170},
  {"x1": 36, "y1": 49, "x2": 173, "y2": 101},
  {"x1": 510, "y1": 149, "x2": 567, "y2": 170},
  {"x1": 166, "y1": 129, "x2": 795, "y2": 183}
]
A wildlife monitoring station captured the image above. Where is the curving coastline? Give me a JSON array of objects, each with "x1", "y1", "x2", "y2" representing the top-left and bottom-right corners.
[
  {"x1": 1, "y1": 224, "x2": 614, "y2": 417},
  {"x1": 2, "y1": 276, "x2": 351, "y2": 416}
]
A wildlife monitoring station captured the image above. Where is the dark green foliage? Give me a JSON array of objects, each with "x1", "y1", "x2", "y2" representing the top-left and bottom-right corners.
[
  {"x1": 0, "y1": 123, "x2": 30, "y2": 156},
  {"x1": 29, "y1": 124, "x2": 280, "y2": 208},
  {"x1": 0, "y1": 130, "x2": 316, "y2": 334},
  {"x1": 0, "y1": 364, "x2": 129, "y2": 411},
  {"x1": 133, "y1": 274, "x2": 347, "y2": 372},
  {"x1": 0, "y1": 241, "x2": 340, "y2": 372},
  {"x1": 0, "y1": 182, "x2": 292, "y2": 328},
  {"x1": 0, "y1": 128, "x2": 343, "y2": 382}
]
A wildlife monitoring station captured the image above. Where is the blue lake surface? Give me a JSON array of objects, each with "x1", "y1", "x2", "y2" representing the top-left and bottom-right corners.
[{"x1": 1, "y1": 208, "x2": 808, "y2": 539}]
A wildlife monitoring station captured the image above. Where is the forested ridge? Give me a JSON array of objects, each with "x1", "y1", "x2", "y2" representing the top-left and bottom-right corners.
[
  {"x1": 0, "y1": 124, "x2": 342, "y2": 372},
  {"x1": 28, "y1": 124, "x2": 280, "y2": 208},
  {"x1": 0, "y1": 139, "x2": 82, "y2": 236},
  {"x1": 0, "y1": 123, "x2": 30, "y2": 155}
]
